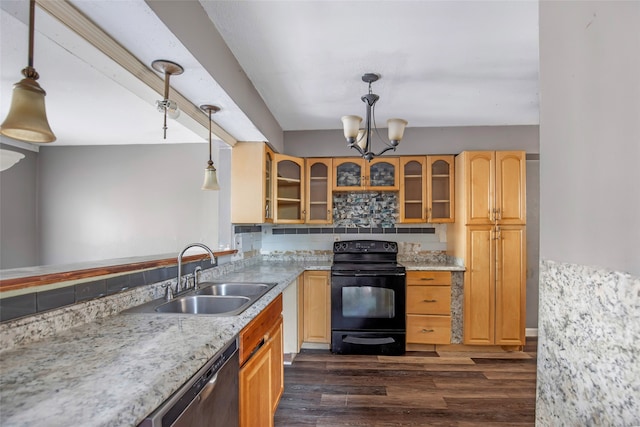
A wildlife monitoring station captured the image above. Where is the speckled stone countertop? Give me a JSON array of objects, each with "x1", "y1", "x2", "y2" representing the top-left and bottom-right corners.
[
  {"x1": 0, "y1": 260, "x2": 462, "y2": 427},
  {"x1": 401, "y1": 262, "x2": 465, "y2": 271}
]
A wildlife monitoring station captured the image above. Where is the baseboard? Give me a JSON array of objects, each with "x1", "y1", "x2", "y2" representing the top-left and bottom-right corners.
[
  {"x1": 526, "y1": 328, "x2": 538, "y2": 337},
  {"x1": 301, "y1": 342, "x2": 330, "y2": 350}
]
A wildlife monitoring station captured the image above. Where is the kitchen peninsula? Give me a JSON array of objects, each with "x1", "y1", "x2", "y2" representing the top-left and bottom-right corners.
[{"x1": 0, "y1": 256, "x2": 463, "y2": 426}]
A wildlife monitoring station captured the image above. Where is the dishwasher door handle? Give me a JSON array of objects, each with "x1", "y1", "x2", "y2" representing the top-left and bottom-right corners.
[{"x1": 198, "y1": 373, "x2": 219, "y2": 402}]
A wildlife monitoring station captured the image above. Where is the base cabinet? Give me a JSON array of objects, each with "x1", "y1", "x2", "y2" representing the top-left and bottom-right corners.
[
  {"x1": 302, "y1": 271, "x2": 331, "y2": 345},
  {"x1": 406, "y1": 271, "x2": 452, "y2": 346},
  {"x1": 239, "y1": 296, "x2": 284, "y2": 427},
  {"x1": 464, "y1": 225, "x2": 526, "y2": 345}
]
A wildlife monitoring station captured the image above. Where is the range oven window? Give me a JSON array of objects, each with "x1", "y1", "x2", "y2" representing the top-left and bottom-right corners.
[{"x1": 341, "y1": 286, "x2": 395, "y2": 318}]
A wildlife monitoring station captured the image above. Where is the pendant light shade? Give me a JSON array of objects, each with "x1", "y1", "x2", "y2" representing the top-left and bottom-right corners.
[
  {"x1": 0, "y1": 0, "x2": 56, "y2": 143},
  {"x1": 202, "y1": 163, "x2": 220, "y2": 190},
  {"x1": 200, "y1": 104, "x2": 221, "y2": 191}
]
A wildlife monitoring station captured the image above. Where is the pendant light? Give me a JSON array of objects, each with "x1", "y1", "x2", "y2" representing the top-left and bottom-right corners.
[
  {"x1": 0, "y1": 0, "x2": 56, "y2": 143},
  {"x1": 152, "y1": 60, "x2": 184, "y2": 139},
  {"x1": 200, "y1": 104, "x2": 221, "y2": 191}
]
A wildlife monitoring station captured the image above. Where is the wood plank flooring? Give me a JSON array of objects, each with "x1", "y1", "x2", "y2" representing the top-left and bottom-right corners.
[{"x1": 274, "y1": 339, "x2": 537, "y2": 427}]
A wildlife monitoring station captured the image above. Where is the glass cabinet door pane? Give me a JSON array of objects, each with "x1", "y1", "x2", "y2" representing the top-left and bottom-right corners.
[
  {"x1": 403, "y1": 160, "x2": 423, "y2": 219},
  {"x1": 431, "y1": 159, "x2": 451, "y2": 219},
  {"x1": 336, "y1": 162, "x2": 363, "y2": 188},
  {"x1": 369, "y1": 161, "x2": 396, "y2": 187},
  {"x1": 309, "y1": 162, "x2": 329, "y2": 221},
  {"x1": 277, "y1": 160, "x2": 302, "y2": 220}
]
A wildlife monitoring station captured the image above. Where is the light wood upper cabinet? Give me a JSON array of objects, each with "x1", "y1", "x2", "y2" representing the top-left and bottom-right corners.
[
  {"x1": 333, "y1": 158, "x2": 399, "y2": 191},
  {"x1": 302, "y1": 271, "x2": 331, "y2": 344},
  {"x1": 399, "y1": 157, "x2": 426, "y2": 223},
  {"x1": 231, "y1": 142, "x2": 274, "y2": 224},
  {"x1": 399, "y1": 155, "x2": 454, "y2": 223},
  {"x1": 427, "y1": 155, "x2": 455, "y2": 223},
  {"x1": 274, "y1": 154, "x2": 305, "y2": 224},
  {"x1": 495, "y1": 151, "x2": 527, "y2": 224},
  {"x1": 459, "y1": 151, "x2": 526, "y2": 225},
  {"x1": 305, "y1": 158, "x2": 333, "y2": 224}
]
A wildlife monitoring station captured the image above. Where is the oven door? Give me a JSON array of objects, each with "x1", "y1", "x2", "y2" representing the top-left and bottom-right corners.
[{"x1": 331, "y1": 272, "x2": 406, "y2": 332}]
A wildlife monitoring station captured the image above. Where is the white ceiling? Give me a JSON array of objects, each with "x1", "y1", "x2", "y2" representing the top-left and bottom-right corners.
[{"x1": 1, "y1": 0, "x2": 539, "y2": 148}]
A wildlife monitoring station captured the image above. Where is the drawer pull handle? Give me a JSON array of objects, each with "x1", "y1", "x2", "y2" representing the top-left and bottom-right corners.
[
  {"x1": 423, "y1": 299, "x2": 437, "y2": 303},
  {"x1": 420, "y1": 278, "x2": 435, "y2": 281},
  {"x1": 421, "y1": 329, "x2": 435, "y2": 333}
]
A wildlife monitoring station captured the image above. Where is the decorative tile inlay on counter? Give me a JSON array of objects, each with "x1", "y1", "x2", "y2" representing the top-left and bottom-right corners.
[{"x1": 536, "y1": 260, "x2": 640, "y2": 426}]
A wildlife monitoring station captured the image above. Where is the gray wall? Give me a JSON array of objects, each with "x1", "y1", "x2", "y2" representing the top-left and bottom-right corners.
[
  {"x1": 284, "y1": 125, "x2": 539, "y2": 157},
  {"x1": 539, "y1": 3, "x2": 639, "y2": 275},
  {"x1": 36, "y1": 143, "x2": 224, "y2": 266},
  {"x1": 537, "y1": 1, "x2": 640, "y2": 424},
  {"x1": 0, "y1": 144, "x2": 39, "y2": 268}
]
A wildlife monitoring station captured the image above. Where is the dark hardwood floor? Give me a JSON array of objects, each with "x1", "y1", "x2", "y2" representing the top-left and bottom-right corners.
[{"x1": 275, "y1": 339, "x2": 537, "y2": 427}]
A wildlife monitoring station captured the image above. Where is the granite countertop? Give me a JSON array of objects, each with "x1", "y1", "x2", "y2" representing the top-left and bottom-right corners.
[
  {"x1": 401, "y1": 262, "x2": 465, "y2": 271},
  {"x1": 0, "y1": 260, "x2": 462, "y2": 427}
]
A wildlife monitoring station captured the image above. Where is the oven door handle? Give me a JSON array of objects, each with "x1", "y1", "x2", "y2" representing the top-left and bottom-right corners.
[{"x1": 331, "y1": 272, "x2": 406, "y2": 277}]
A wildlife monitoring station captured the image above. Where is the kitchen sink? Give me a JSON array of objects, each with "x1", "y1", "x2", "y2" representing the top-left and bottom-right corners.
[
  {"x1": 195, "y1": 283, "x2": 270, "y2": 297},
  {"x1": 122, "y1": 281, "x2": 278, "y2": 316},
  {"x1": 155, "y1": 295, "x2": 251, "y2": 315}
]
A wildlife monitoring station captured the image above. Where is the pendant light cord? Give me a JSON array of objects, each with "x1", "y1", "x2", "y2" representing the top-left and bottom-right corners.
[{"x1": 23, "y1": 0, "x2": 39, "y2": 80}]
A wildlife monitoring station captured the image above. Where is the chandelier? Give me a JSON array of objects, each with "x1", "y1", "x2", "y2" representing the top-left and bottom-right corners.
[{"x1": 341, "y1": 73, "x2": 407, "y2": 161}]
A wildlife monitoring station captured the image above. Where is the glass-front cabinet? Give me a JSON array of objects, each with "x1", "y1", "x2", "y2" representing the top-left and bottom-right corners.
[
  {"x1": 274, "y1": 154, "x2": 305, "y2": 223},
  {"x1": 333, "y1": 158, "x2": 399, "y2": 191},
  {"x1": 305, "y1": 158, "x2": 332, "y2": 224},
  {"x1": 399, "y1": 157, "x2": 426, "y2": 223},
  {"x1": 427, "y1": 155, "x2": 454, "y2": 223}
]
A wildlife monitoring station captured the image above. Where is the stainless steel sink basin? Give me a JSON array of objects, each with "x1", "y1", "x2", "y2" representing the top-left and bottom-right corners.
[
  {"x1": 154, "y1": 295, "x2": 251, "y2": 315},
  {"x1": 195, "y1": 283, "x2": 270, "y2": 297},
  {"x1": 122, "y1": 281, "x2": 278, "y2": 316}
]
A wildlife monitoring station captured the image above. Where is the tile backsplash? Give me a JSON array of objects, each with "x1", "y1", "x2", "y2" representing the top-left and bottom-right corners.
[{"x1": 333, "y1": 192, "x2": 398, "y2": 227}]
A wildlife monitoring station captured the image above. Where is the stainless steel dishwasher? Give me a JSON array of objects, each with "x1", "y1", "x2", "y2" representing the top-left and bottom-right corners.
[{"x1": 140, "y1": 339, "x2": 239, "y2": 427}]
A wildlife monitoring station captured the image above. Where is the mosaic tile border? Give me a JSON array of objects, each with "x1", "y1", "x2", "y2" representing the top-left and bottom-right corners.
[{"x1": 271, "y1": 227, "x2": 435, "y2": 235}]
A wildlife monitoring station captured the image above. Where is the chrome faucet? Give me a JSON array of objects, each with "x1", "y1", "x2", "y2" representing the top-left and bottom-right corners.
[{"x1": 170, "y1": 243, "x2": 216, "y2": 301}]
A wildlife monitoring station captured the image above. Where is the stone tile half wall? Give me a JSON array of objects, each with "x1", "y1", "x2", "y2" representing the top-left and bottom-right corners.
[{"x1": 536, "y1": 260, "x2": 640, "y2": 426}]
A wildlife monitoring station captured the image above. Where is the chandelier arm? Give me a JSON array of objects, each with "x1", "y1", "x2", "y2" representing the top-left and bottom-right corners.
[
  {"x1": 372, "y1": 145, "x2": 398, "y2": 157},
  {"x1": 370, "y1": 102, "x2": 394, "y2": 150},
  {"x1": 348, "y1": 139, "x2": 367, "y2": 157}
]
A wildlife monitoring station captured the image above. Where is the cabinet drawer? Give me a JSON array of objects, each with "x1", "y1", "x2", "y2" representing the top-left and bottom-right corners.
[
  {"x1": 407, "y1": 271, "x2": 451, "y2": 286},
  {"x1": 406, "y1": 286, "x2": 451, "y2": 315},
  {"x1": 239, "y1": 294, "x2": 283, "y2": 365},
  {"x1": 407, "y1": 315, "x2": 451, "y2": 344}
]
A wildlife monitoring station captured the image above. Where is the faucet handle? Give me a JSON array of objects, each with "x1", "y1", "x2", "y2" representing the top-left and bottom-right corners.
[
  {"x1": 193, "y1": 266, "x2": 203, "y2": 290},
  {"x1": 162, "y1": 283, "x2": 174, "y2": 301}
]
